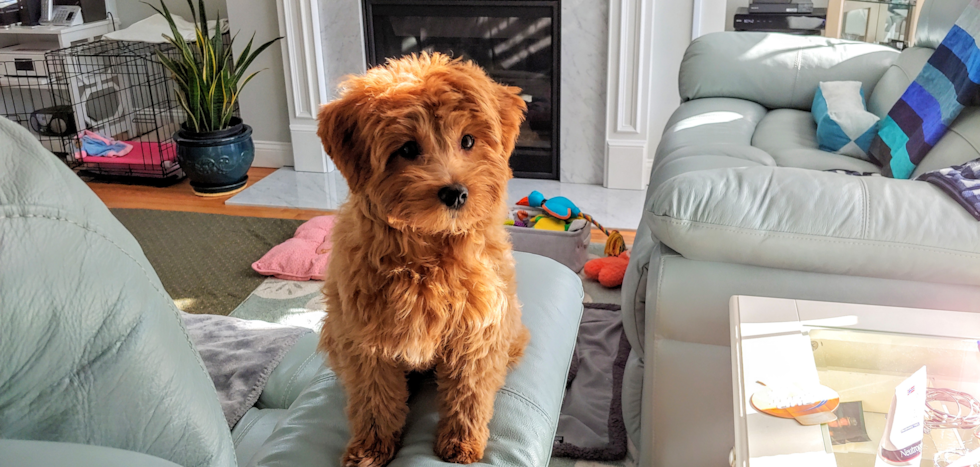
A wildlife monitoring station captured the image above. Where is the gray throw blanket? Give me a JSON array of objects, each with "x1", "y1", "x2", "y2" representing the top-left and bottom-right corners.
[
  {"x1": 181, "y1": 312, "x2": 312, "y2": 428},
  {"x1": 553, "y1": 303, "x2": 629, "y2": 461}
]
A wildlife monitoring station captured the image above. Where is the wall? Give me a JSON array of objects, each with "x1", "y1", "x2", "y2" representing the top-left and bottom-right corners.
[
  {"x1": 116, "y1": 0, "x2": 228, "y2": 29},
  {"x1": 724, "y1": 0, "x2": 829, "y2": 30},
  {"x1": 222, "y1": 0, "x2": 293, "y2": 166},
  {"x1": 645, "y1": 0, "x2": 695, "y2": 165},
  {"x1": 120, "y1": 0, "x2": 293, "y2": 167}
]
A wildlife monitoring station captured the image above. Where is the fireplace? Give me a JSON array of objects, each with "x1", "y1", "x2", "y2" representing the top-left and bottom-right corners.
[{"x1": 363, "y1": 0, "x2": 561, "y2": 179}]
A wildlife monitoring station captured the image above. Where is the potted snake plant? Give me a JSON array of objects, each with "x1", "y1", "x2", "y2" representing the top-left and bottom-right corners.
[{"x1": 150, "y1": 0, "x2": 281, "y2": 196}]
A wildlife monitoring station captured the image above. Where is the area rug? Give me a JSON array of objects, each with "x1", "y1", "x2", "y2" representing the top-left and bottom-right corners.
[
  {"x1": 110, "y1": 209, "x2": 303, "y2": 315},
  {"x1": 229, "y1": 242, "x2": 623, "y2": 326}
]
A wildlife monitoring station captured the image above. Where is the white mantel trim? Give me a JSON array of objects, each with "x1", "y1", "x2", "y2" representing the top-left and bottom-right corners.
[
  {"x1": 604, "y1": 0, "x2": 654, "y2": 190},
  {"x1": 277, "y1": 0, "x2": 333, "y2": 173},
  {"x1": 692, "y1": 0, "x2": 727, "y2": 40}
]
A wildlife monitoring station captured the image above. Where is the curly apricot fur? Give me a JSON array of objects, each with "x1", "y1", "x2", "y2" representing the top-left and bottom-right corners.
[{"x1": 316, "y1": 53, "x2": 530, "y2": 466}]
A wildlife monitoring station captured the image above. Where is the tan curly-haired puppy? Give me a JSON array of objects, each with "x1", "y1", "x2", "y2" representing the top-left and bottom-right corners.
[{"x1": 316, "y1": 52, "x2": 530, "y2": 466}]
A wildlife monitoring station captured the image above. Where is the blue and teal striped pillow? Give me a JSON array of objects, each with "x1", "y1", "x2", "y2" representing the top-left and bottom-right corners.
[{"x1": 869, "y1": 0, "x2": 980, "y2": 178}]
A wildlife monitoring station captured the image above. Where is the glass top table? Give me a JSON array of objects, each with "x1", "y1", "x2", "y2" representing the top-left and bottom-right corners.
[{"x1": 730, "y1": 296, "x2": 980, "y2": 467}]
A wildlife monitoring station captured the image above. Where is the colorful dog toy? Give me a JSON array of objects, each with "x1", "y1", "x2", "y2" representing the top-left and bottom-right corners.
[
  {"x1": 516, "y1": 190, "x2": 627, "y2": 257},
  {"x1": 531, "y1": 215, "x2": 567, "y2": 231},
  {"x1": 517, "y1": 190, "x2": 580, "y2": 220}
]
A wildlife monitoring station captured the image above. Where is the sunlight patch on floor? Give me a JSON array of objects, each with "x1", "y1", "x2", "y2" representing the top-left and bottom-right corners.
[{"x1": 173, "y1": 297, "x2": 198, "y2": 310}]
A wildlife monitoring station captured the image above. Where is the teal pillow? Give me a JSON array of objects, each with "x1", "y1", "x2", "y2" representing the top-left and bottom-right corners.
[{"x1": 812, "y1": 81, "x2": 880, "y2": 162}]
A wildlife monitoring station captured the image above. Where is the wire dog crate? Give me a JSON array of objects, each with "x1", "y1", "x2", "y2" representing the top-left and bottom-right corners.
[
  {"x1": 0, "y1": 44, "x2": 76, "y2": 160},
  {"x1": 43, "y1": 40, "x2": 191, "y2": 179},
  {"x1": 0, "y1": 36, "x2": 240, "y2": 180}
]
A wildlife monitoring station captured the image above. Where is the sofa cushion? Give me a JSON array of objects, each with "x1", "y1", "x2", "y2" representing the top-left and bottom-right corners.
[
  {"x1": 647, "y1": 166, "x2": 980, "y2": 286},
  {"x1": 258, "y1": 332, "x2": 325, "y2": 410},
  {"x1": 751, "y1": 109, "x2": 883, "y2": 172},
  {"x1": 648, "y1": 152, "x2": 771, "y2": 202},
  {"x1": 679, "y1": 32, "x2": 898, "y2": 110},
  {"x1": 867, "y1": 47, "x2": 934, "y2": 118},
  {"x1": 232, "y1": 408, "x2": 289, "y2": 466},
  {"x1": 655, "y1": 98, "x2": 768, "y2": 164},
  {"x1": 914, "y1": 0, "x2": 973, "y2": 49},
  {"x1": 244, "y1": 252, "x2": 584, "y2": 466},
  {"x1": 0, "y1": 117, "x2": 235, "y2": 465},
  {"x1": 0, "y1": 439, "x2": 185, "y2": 467}
]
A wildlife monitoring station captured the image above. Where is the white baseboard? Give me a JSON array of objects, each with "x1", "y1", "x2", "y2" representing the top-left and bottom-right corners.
[
  {"x1": 290, "y1": 123, "x2": 330, "y2": 172},
  {"x1": 604, "y1": 139, "x2": 647, "y2": 190},
  {"x1": 252, "y1": 140, "x2": 293, "y2": 168},
  {"x1": 643, "y1": 158, "x2": 654, "y2": 188}
]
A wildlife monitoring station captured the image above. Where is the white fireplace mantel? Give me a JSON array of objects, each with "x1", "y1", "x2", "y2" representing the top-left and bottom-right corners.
[
  {"x1": 603, "y1": 0, "x2": 655, "y2": 190},
  {"x1": 278, "y1": 0, "x2": 674, "y2": 188},
  {"x1": 276, "y1": 0, "x2": 333, "y2": 173}
]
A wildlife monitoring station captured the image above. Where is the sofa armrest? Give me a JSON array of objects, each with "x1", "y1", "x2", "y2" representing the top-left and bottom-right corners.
[
  {"x1": 0, "y1": 439, "x2": 183, "y2": 467},
  {"x1": 679, "y1": 32, "x2": 899, "y2": 110},
  {"x1": 647, "y1": 167, "x2": 980, "y2": 286}
]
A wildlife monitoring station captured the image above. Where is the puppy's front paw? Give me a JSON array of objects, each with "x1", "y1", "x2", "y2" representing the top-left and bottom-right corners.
[
  {"x1": 435, "y1": 431, "x2": 485, "y2": 464},
  {"x1": 342, "y1": 437, "x2": 396, "y2": 467}
]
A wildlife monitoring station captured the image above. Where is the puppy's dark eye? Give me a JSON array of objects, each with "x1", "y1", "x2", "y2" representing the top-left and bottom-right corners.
[
  {"x1": 461, "y1": 134, "x2": 475, "y2": 150},
  {"x1": 393, "y1": 141, "x2": 421, "y2": 161}
]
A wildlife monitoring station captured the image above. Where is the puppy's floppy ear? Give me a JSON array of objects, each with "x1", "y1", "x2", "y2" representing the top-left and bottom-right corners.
[
  {"x1": 496, "y1": 85, "x2": 528, "y2": 158},
  {"x1": 317, "y1": 96, "x2": 369, "y2": 193}
]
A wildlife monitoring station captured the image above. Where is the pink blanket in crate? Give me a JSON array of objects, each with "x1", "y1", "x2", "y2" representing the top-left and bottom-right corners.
[{"x1": 78, "y1": 141, "x2": 176, "y2": 166}]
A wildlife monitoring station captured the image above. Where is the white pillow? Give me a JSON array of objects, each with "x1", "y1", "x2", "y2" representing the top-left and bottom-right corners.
[{"x1": 811, "y1": 81, "x2": 880, "y2": 161}]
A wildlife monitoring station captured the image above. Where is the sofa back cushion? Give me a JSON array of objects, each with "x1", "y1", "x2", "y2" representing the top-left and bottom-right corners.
[
  {"x1": 0, "y1": 118, "x2": 236, "y2": 466},
  {"x1": 867, "y1": 47, "x2": 934, "y2": 118},
  {"x1": 915, "y1": 0, "x2": 974, "y2": 49},
  {"x1": 679, "y1": 32, "x2": 898, "y2": 110}
]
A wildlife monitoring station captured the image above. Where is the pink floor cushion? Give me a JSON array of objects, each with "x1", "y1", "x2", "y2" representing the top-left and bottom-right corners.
[{"x1": 252, "y1": 215, "x2": 335, "y2": 281}]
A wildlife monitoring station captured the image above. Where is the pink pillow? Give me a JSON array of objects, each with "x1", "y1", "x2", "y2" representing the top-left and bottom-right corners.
[{"x1": 252, "y1": 216, "x2": 335, "y2": 281}]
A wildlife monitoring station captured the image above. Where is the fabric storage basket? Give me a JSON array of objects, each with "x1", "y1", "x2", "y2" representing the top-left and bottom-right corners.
[{"x1": 505, "y1": 208, "x2": 590, "y2": 273}]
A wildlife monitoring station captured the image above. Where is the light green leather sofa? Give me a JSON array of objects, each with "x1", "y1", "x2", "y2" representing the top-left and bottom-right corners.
[
  {"x1": 621, "y1": 0, "x2": 980, "y2": 465},
  {"x1": 0, "y1": 113, "x2": 584, "y2": 465}
]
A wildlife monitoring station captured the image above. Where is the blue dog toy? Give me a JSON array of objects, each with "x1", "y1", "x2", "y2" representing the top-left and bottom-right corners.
[{"x1": 517, "y1": 190, "x2": 581, "y2": 220}]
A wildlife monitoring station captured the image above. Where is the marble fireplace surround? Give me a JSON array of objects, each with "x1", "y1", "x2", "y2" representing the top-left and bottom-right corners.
[{"x1": 277, "y1": 0, "x2": 655, "y2": 188}]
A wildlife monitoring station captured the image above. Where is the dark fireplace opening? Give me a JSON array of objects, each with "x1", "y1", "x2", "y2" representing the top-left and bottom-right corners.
[{"x1": 363, "y1": 0, "x2": 560, "y2": 179}]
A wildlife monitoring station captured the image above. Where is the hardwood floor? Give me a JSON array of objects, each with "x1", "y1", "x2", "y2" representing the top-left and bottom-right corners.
[
  {"x1": 88, "y1": 167, "x2": 637, "y2": 245},
  {"x1": 592, "y1": 228, "x2": 636, "y2": 249},
  {"x1": 88, "y1": 167, "x2": 330, "y2": 220}
]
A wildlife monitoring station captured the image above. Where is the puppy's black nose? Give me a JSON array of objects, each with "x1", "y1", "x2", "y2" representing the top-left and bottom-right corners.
[{"x1": 438, "y1": 184, "x2": 468, "y2": 209}]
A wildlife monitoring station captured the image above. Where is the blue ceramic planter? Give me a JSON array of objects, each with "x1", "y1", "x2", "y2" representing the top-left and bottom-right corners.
[{"x1": 174, "y1": 117, "x2": 255, "y2": 195}]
